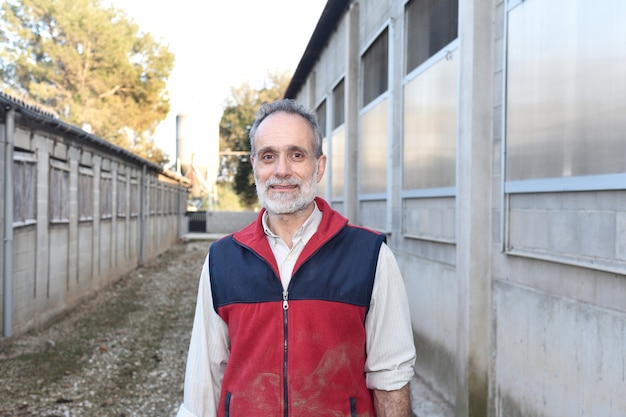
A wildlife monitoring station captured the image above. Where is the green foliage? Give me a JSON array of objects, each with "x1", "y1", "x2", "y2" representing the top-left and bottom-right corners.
[
  {"x1": 215, "y1": 182, "x2": 258, "y2": 211},
  {"x1": 0, "y1": 0, "x2": 174, "y2": 166},
  {"x1": 218, "y1": 70, "x2": 291, "y2": 208}
]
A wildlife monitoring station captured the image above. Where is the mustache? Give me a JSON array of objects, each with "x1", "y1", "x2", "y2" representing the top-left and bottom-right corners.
[{"x1": 263, "y1": 177, "x2": 302, "y2": 187}]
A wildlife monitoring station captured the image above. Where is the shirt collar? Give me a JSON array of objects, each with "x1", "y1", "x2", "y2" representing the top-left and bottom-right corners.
[{"x1": 262, "y1": 202, "x2": 322, "y2": 243}]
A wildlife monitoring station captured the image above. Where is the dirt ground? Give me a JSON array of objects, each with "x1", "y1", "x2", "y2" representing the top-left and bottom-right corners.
[
  {"x1": 0, "y1": 237, "x2": 455, "y2": 417},
  {"x1": 0, "y1": 239, "x2": 212, "y2": 417}
]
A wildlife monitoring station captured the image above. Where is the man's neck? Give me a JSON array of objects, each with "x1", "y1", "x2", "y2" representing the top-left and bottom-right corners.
[{"x1": 265, "y1": 203, "x2": 315, "y2": 248}]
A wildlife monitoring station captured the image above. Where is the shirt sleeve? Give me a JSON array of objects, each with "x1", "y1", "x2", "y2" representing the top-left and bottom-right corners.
[
  {"x1": 177, "y1": 253, "x2": 230, "y2": 417},
  {"x1": 364, "y1": 242, "x2": 416, "y2": 391}
]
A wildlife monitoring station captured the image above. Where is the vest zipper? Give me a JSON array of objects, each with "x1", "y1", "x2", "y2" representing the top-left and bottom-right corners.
[{"x1": 282, "y1": 289, "x2": 289, "y2": 417}]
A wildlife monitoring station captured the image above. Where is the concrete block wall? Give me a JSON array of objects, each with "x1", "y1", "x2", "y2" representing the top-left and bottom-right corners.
[
  {"x1": 359, "y1": 200, "x2": 387, "y2": 232},
  {"x1": 1, "y1": 100, "x2": 188, "y2": 338},
  {"x1": 205, "y1": 211, "x2": 258, "y2": 234},
  {"x1": 494, "y1": 278, "x2": 626, "y2": 417},
  {"x1": 99, "y1": 221, "x2": 113, "y2": 280},
  {"x1": 76, "y1": 224, "x2": 94, "y2": 292},
  {"x1": 399, "y1": 251, "x2": 458, "y2": 405},
  {"x1": 403, "y1": 197, "x2": 456, "y2": 243},
  {"x1": 12, "y1": 228, "x2": 37, "y2": 330},
  {"x1": 489, "y1": 2, "x2": 626, "y2": 415},
  {"x1": 286, "y1": 0, "x2": 626, "y2": 416},
  {"x1": 292, "y1": 0, "x2": 465, "y2": 408},
  {"x1": 508, "y1": 191, "x2": 626, "y2": 269}
]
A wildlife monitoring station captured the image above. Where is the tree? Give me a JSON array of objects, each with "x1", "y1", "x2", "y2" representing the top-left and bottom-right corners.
[
  {"x1": 218, "y1": 71, "x2": 291, "y2": 208},
  {"x1": 0, "y1": 0, "x2": 174, "y2": 166}
]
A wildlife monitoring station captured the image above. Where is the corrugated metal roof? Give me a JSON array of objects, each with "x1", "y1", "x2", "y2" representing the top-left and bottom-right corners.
[{"x1": 0, "y1": 90, "x2": 188, "y2": 184}]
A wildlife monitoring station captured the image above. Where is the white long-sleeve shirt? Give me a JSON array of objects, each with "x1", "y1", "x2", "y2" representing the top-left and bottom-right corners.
[{"x1": 177, "y1": 205, "x2": 416, "y2": 417}]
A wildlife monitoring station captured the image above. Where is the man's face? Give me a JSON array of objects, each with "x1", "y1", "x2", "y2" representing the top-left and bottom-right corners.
[{"x1": 250, "y1": 111, "x2": 326, "y2": 215}]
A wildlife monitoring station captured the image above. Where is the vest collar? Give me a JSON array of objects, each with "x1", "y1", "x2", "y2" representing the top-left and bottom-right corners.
[{"x1": 233, "y1": 197, "x2": 348, "y2": 274}]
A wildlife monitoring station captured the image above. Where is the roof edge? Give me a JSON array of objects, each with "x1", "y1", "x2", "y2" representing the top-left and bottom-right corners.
[
  {"x1": 1, "y1": 91, "x2": 169, "y2": 175},
  {"x1": 284, "y1": 0, "x2": 351, "y2": 99}
]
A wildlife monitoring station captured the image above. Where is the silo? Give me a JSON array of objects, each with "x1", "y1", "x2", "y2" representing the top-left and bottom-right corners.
[
  {"x1": 176, "y1": 114, "x2": 193, "y2": 177},
  {"x1": 175, "y1": 113, "x2": 220, "y2": 209}
]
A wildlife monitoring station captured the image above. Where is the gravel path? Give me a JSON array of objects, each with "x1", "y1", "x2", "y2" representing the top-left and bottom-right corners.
[
  {"x1": 0, "y1": 237, "x2": 454, "y2": 417},
  {"x1": 0, "y1": 239, "x2": 212, "y2": 417}
]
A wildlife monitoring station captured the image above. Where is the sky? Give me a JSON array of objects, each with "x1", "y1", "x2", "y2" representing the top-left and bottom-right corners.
[{"x1": 110, "y1": 0, "x2": 328, "y2": 163}]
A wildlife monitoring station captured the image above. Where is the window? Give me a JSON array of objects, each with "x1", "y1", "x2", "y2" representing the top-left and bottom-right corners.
[
  {"x1": 171, "y1": 186, "x2": 177, "y2": 214},
  {"x1": 100, "y1": 172, "x2": 113, "y2": 219},
  {"x1": 333, "y1": 79, "x2": 345, "y2": 128},
  {"x1": 163, "y1": 185, "x2": 171, "y2": 214},
  {"x1": 506, "y1": 0, "x2": 626, "y2": 184},
  {"x1": 403, "y1": 0, "x2": 458, "y2": 192},
  {"x1": 117, "y1": 174, "x2": 127, "y2": 217},
  {"x1": 157, "y1": 184, "x2": 162, "y2": 214},
  {"x1": 331, "y1": 129, "x2": 345, "y2": 199},
  {"x1": 316, "y1": 100, "x2": 327, "y2": 137},
  {"x1": 169, "y1": 189, "x2": 175, "y2": 215},
  {"x1": 405, "y1": 0, "x2": 458, "y2": 74},
  {"x1": 362, "y1": 29, "x2": 389, "y2": 107},
  {"x1": 329, "y1": 79, "x2": 346, "y2": 201},
  {"x1": 79, "y1": 166, "x2": 93, "y2": 221},
  {"x1": 50, "y1": 159, "x2": 69, "y2": 223},
  {"x1": 360, "y1": 100, "x2": 388, "y2": 195},
  {"x1": 403, "y1": 51, "x2": 458, "y2": 190},
  {"x1": 13, "y1": 151, "x2": 37, "y2": 226},
  {"x1": 130, "y1": 179, "x2": 139, "y2": 217},
  {"x1": 149, "y1": 180, "x2": 158, "y2": 214}
]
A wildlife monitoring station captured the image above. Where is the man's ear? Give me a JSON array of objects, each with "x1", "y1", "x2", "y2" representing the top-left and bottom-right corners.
[{"x1": 316, "y1": 154, "x2": 327, "y2": 183}]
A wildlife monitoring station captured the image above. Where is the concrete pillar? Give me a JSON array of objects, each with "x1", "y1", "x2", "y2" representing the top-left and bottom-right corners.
[
  {"x1": 68, "y1": 146, "x2": 80, "y2": 288},
  {"x1": 2, "y1": 108, "x2": 14, "y2": 337},
  {"x1": 139, "y1": 164, "x2": 147, "y2": 264},
  {"x1": 455, "y1": 0, "x2": 494, "y2": 416},
  {"x1": 36, "y1": 139, "x2": 52, "y2": 300},
  {"x1": 388, "y1": 2, "x2": 405, "y2": 244},
  {"x1": 92, "y1": 155, "x2": 101, "y2": 281},
  {"x1": 344, "y1": 2, "x2": 359, "y2": 223},
  {"x1": 123, "y1": 168, "x2": 131, "y2": 262},
  {"x1": 111, "y1": 162, "x2": 118, "y2": 276}
]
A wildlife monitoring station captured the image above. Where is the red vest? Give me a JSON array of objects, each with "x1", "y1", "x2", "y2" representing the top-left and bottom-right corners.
[{"x1": 209, "y1": 198, "x2": 385, "y2": 417}]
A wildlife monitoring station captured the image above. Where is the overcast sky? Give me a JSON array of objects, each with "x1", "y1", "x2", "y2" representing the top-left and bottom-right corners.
[{"x1": 110, "y1": 0, "x2": 327, "y2": 161}]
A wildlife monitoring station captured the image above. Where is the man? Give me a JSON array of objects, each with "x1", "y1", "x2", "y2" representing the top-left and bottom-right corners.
[{"x1": 177, "y1": 99, "x2": 416, "y2": 417}]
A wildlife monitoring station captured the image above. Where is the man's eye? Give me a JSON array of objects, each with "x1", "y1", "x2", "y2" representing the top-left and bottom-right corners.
[
  {"x1": 262, "y1": 154, "x2": 275, "y2": 161},
  {"x1": 292, "y1": 152, "x2": 304, "y2": 159}
]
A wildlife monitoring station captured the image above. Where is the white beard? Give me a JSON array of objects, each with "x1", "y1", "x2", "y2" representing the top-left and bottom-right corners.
[{"x1": 255, "y1": 167, "x2": 318, "y2": 215}]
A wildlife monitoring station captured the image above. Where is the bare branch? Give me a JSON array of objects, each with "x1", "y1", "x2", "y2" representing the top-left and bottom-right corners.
[{"x1": 99, "y1": 85, "x2": 121, "y2": 99}]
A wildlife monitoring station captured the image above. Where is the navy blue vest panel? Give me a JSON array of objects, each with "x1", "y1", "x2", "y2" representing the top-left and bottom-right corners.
[
  {"x1": 209, "y1": 236, "x2": 283, "y2": 312},
  {"x1": 209, "y1": 226, "x2": 386, "y2": 312},
  {"x1": 289, "y1": 227, "x2": 385, "y2": 307}
]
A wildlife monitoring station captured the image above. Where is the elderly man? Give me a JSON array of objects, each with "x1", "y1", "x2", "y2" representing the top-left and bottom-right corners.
[{"x1": 177, "y1": 99, "x2": 416, "y2": 417}]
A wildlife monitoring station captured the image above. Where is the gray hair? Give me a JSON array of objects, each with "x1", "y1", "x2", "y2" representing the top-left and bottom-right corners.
[{"x1": 249, "y1": 98, "x2": 324, "y2": 159}]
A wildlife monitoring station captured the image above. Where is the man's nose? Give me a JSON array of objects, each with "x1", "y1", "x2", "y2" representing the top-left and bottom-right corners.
[{"x1": 274, "y1": 154, "x2": 292, "y2": 176}]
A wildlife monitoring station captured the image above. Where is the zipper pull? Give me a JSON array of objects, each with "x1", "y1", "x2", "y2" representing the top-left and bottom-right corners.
[{"x1": 282, "y1": 290, "x2": 289, "y2": 310}]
